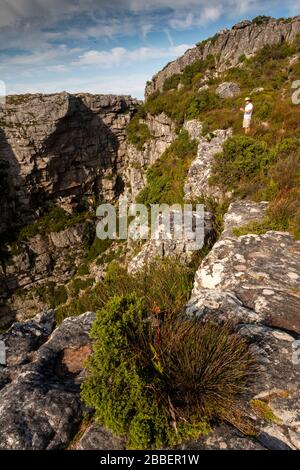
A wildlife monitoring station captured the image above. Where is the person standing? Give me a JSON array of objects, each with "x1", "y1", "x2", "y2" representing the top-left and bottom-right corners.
[{"x1": 240, "y1": 97, "x2": 253, "y2": 135}]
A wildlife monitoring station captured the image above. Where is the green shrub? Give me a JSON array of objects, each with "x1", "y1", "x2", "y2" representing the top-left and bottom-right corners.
[
  {"x1": 252, "y1": 15, "x2": 271, "y2": 25},
  {"x1": 210, "y1": 135, "x2": 270, "y2": 193},
  {"x1": 187, "y1": 90, "x2": 220, "y2": 118},
  {"x1": 34, "y1": 282, "x2": 68, "y2": 309},
  {"x1": 163, "y1": 74, "x2": 181, "y2": 91},
  {"x1": 82, "y1": 294, "x2": 256, "y2": 449},
  {"x1": 85, "y1": 236, "x2": 113, "y2": 262},
  {"x1": 136, "y1": 130, "x2": 198, "y2": 206},
  {"x1": 126, "y1": 113, "x2": 152, "y2": 150}
]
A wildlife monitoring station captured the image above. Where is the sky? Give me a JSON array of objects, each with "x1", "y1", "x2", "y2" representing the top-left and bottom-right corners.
[{"x1": 0, "y1": 0, "x2": 299, "y2": 99}]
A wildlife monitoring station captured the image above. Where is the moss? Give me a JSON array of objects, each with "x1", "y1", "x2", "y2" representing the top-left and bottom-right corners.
[
  {"x1": 76, "y1": 263, "x2": 90, "y2": 276},
  {"x1": 11, "y1": 206, "x2": 91, "y2": 252},
  {"x1": 250, "y1": 399, "x2": 282, "y2": 424},
  {"x1": 32, "y1": 282, "x2": 68, "y2": 309}
]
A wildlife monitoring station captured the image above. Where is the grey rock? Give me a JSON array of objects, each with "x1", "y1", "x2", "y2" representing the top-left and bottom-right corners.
[
  {"x1": 221, "y1": 200, "x2": 268, "y2": 238},
  {"x1": 216, "y1": 82, "x2": 241, "y2": 99},
  {"x1": 192, "y1": 232, "x2": 300, "y2": 334},
  {"x1": 145, "y1": 16, "x2": 300, "y2": 97},
  {"x1": 76, "y1": 424, "x2": 126, "y2": 450},
  {"x1": 184, "y1": 128, "x2": 232, "y2": 201},
  {"x1": 0, "y1": 311, "x2": 95, "y2": 449},
  {"x1": 127, "y1": 210, "x2": 213, "y2": 273},
  {"x1": 1, "y1": 309, "x2": 55, "y2": 366}
]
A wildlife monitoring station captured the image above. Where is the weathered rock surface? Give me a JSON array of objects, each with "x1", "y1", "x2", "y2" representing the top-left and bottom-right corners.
[
  {"x1": 127, "y1": 210, "x2": 214, "y2": 273},
  {"x1": 190, "y1": 231, "x2": 300, "y2": 334},
  {"x1": 75, "y1": 424, "x2": 126, "y2": 450},
  {"x1": 0, "y1": 310, "x2": 95, "y2": 449},
  {"x1": 0, "y1": 221, "x2": 94, "y2": 325},
  {"x1": 221, "y1": 200, "x2": 268, "y2": 238},
  {"x1": 216, "y1": 82, "x2": 241, "y2": 99},
  {"x1": 145, "y1": 16, "x2": 300, "y2": 97},
  {"x1": 123, "y1": 113, "x2": 177, "y2": 200},
  {"x1": 186, "y1": 201, "x2": 300, "y2": 449},
  {"x1": 184, "y1": 127, "x2": 232, "y2": 201},
  {"x1": 0, "y1": 93, "x2": 140, "y2": 236}
]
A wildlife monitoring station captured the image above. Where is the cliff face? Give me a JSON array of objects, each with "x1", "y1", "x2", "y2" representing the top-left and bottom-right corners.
[
  {"x1": 145, "y1": 16, "x2": 300, "y2": 97},
  {"x1": 0, "y1": 94, "x2": 178, "y2": 325},
  {"x1": 0, "y1": 93, "x2": 139, "y2": 235}
]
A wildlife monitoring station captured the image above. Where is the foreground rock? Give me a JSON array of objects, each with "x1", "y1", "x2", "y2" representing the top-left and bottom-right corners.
[
  {"x1": 0, "y1": 310, "x2": 95, "y2": 449},
  {"x1": 221, "y1": 200, "x2": 268, "y2": 238},
  {"x1": 186, "y1": 201, "x2": 300, "y2": 449},
  {"x1": 190, "y1": 231, "x2": 300, "y2": 334}
]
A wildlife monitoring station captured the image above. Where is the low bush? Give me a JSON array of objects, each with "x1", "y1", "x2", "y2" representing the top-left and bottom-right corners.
[
  {"x1": 82, "y1": 294, "x2": 256, "y2": 449},
  {"x1": 209, "y1": 135, "x2": 270, "y2": 193}
]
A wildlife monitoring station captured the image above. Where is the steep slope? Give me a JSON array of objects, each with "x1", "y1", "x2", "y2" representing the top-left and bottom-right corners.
[{"x1": 145, "y1": 16, "x2": 300, "y2": 97}]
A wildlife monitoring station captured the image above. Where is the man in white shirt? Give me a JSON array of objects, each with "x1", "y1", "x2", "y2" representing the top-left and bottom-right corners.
[{"x1": 240, "y1": 97, "x2": 253, "y2": 135}]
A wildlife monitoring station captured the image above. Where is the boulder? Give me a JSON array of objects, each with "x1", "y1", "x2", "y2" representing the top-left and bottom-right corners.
[{"x1": 216, "y1": 82, "x2": 241, "y2": 99}]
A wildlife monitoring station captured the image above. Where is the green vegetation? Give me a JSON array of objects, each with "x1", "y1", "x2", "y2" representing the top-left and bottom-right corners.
[
  {"x1": 56, "y1": 258, "x2": 194, "y2": 323},
  {"x1": 209, "y1": 135, "x2": 270, "y2": 194},
  {"x1": 250, "y1": 399, "x2": 281, "y2": 424},
  {"x1": 12, "y1": 205, "x2": 91, "y2": 252},
  {"x1": 126, "y1": 108, "x2": 152, "y2": 150},
  {"x1": 85, "y1": 236, "x2": 113, "y2": 262},
  {"x1": 33, "y1": 282, "x2": 68, "y2": 309},
  {"x1": 136, "y1": 130, "x2": 198, "y2": 206},
  {"x1": 69, "y1": 278, "x2": 94, "y2": 297},
  {"x1": 252, "y1": 16, "x2": 272, "y2": 25},
  {"x1": 212, "y1": 138, "x2": 300, "y2": 239},
  {"x1": 82, "y1": 293, "x2": 256, "y2": 449}
]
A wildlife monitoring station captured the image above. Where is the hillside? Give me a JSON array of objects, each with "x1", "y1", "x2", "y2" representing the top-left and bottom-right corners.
[{"x1": 0, "y1": 16, "x2": 300, "y2": 451}]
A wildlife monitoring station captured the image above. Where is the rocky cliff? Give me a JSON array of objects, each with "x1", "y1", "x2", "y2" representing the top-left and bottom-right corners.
[
  {"x1": 145, "y1": 16, "x2": 300, "y2": 97},
  {"x1": 0, "y1": 93, "x2": 139, "y2": 235},
  {"x1": 0, "y1": 14, "x2": 300, "y2": 451},
  {"x1": 0, "y1": 95, "x2": 177, "y2": 325}
]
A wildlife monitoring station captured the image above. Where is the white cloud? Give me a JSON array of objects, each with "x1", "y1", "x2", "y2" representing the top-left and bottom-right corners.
[
  {"x1": 74, "y1": 44, "x2": 192, "y2": 68},
  {"x1": 46, "y1": 64, "x2": 69, "y2": 72},
  {"x1": 6, "y1": 72, "x2": 150, "y2": 99}
]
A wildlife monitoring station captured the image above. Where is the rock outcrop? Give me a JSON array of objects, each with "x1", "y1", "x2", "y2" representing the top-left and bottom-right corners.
[
  {"x1": 0, "y1": 310, "x2": 95, "y2": 449},
  {"x1": 186, "y1": 201, "x2": 300, "y2": 449},
  {"x1": 184, "y1": 126, "x2": 232, "y2": 201},
  {"x1": 216, "y1": 82, "x2": 241, "y2": 99},
  {"x1": 145, "y1": 16, "x2": 300, "y2": 97},
  {"x1": 127, "y1": 210, "x2": 214, "y2": 273},
  {"x1": 123, "y1": 113, "x2": 177, "y2": 200}
]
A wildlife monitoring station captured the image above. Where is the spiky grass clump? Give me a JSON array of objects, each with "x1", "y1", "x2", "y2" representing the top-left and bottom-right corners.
[
  {"x1": 159, "y1": 320, "x2": 257, "y2": 422},
  {"x1": 82, "y1": 293, "x2": 257, "y2": 449}
]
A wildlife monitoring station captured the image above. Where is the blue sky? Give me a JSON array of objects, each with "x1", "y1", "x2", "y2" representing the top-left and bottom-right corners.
[{"x1": 0, "y1": 0, "x2": 299, "y2": 99}]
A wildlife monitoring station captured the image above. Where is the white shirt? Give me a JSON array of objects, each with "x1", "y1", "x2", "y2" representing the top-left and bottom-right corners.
[{"x1": 244, "y1": 102, "x2": 253, "y2": 118}]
